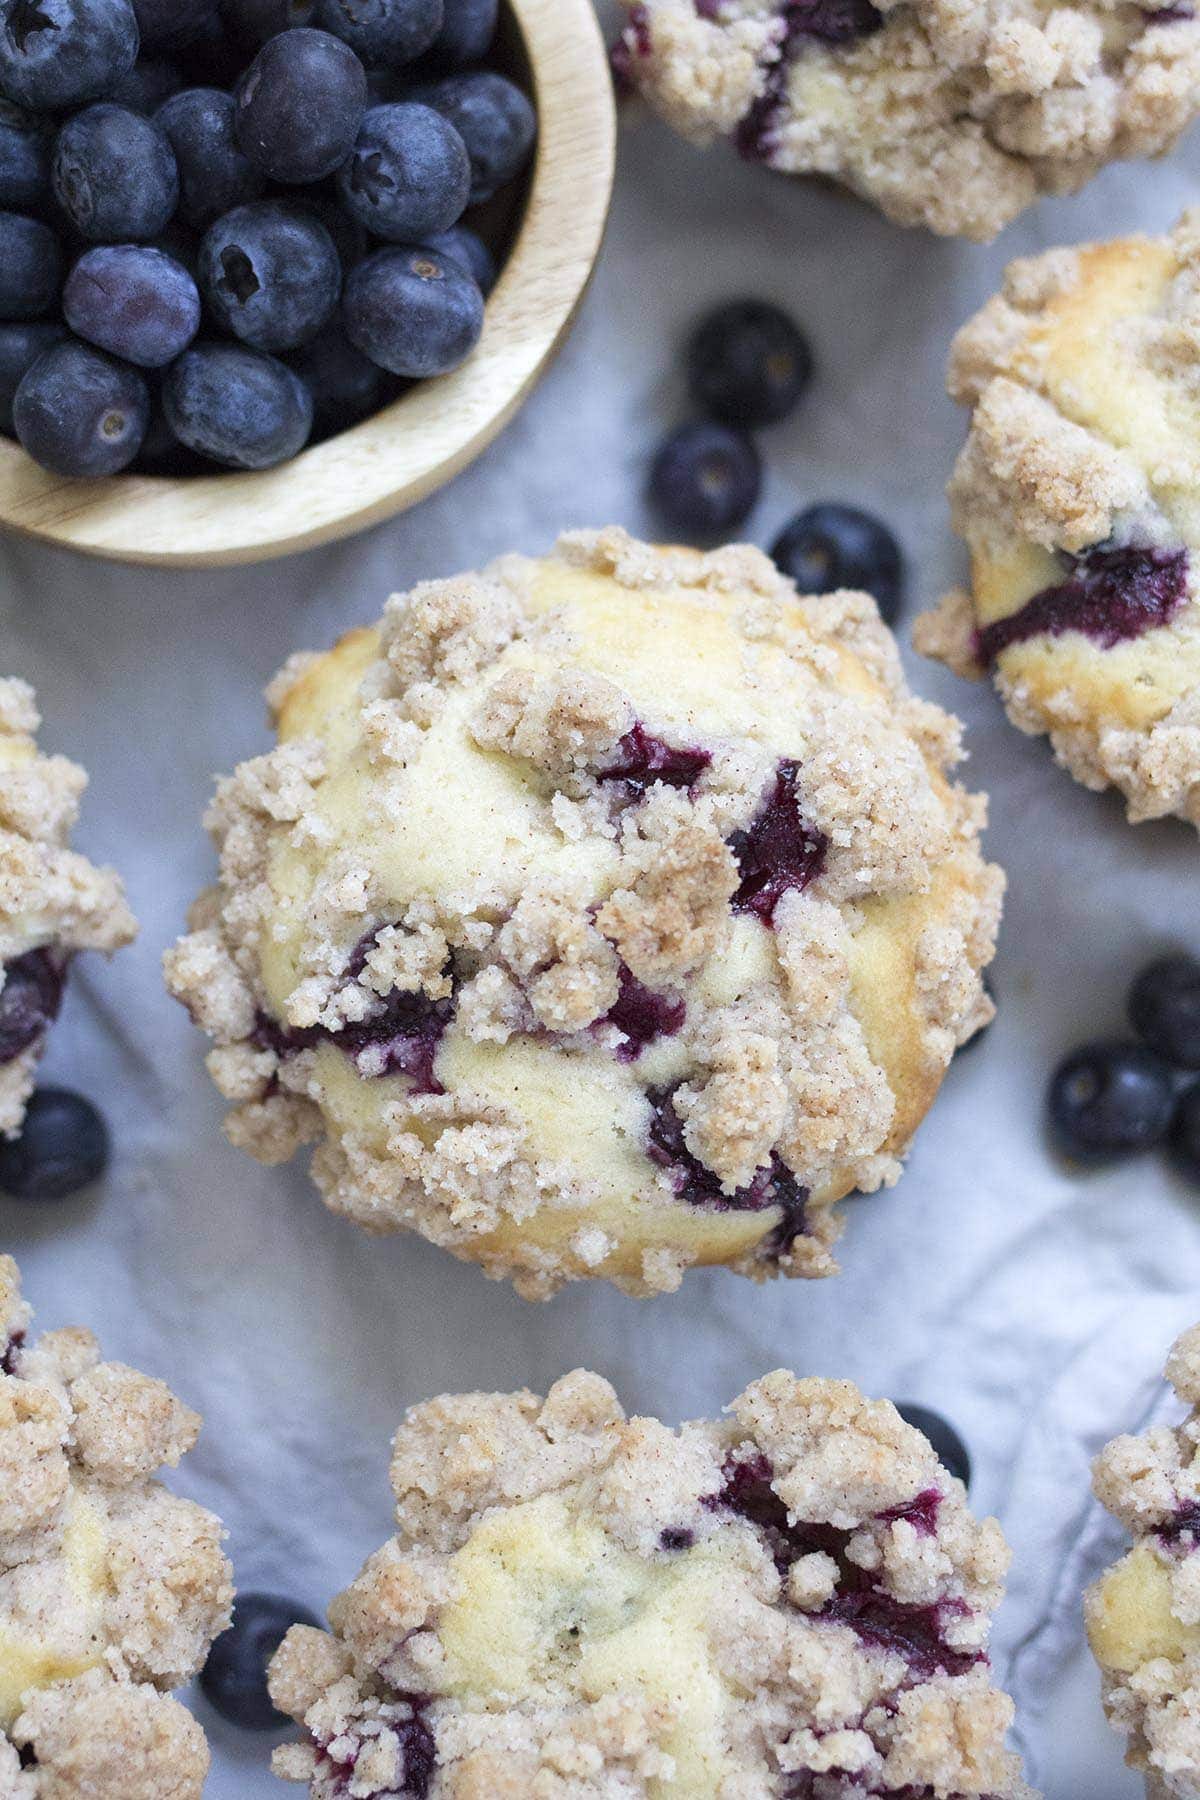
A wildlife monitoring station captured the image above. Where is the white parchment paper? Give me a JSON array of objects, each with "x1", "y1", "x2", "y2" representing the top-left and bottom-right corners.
[{"x1": 3, "y1": 9, "x2": 1200, "y2": 1790}]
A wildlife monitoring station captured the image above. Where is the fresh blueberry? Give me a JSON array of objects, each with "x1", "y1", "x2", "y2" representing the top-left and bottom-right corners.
[
  {"x1": 234, "y1": 28, "x2": 366, "y2": 184},
  {"x1": 419, "y1": 0, "x2": 497, "y2": 70},
  {"x1": 64, "y1": 245, "x2": 200, "y2": 368},
  {"x1": 343, "y1": 243, "x2": 482, "y2": 376},
  {"x1": 1173, "y1": 1084, "x2": 1200, "y2": 1188},
  {"x1": 52, "y1": 105, "x2": 179, "y2": 242},
  {"x1": 221, "y1": 0, "x2": 318, "y2": 41},
  {"x1": 0, "y1": 101, "x2": 48, "y2": 210},
  {"x1": 417, "y1": 69, "x2": 534, "y2": 202},
  {"x1": 0, "y1": 0, "x2": 138, "y2": 111},
  {"x1": 200, "y1": 1593, "x2": 322, "y2": 1731},
  {"x1": 894, "y1": 1404, "x2": 971, "y2": 1490},
  {"x1": 423, "y1": 222, "x2": 494, "y2": 294},
  {"x1": 770, "y1": 502, "x2": 904, "y2": 625},
  {"x1": 14, "y1": 337, "x2": 148, "y2": 474},
  {"x1": 0, "y1": 1087, "x2": 109, "y2": 1200},
  {"x1": 0, "y1": 318, "x2": 62, "y2": 430},
  {"x1": 0, "y1": 211, "x2": 60, "y2": 320},
  {"x1": 1129, "y1": 956, "x2": 1200, "y2": 1071},
  {"x1": 687, "y1": 298, "x2": 813, "y2": 429},
  {"x1": 648, "y1": 421, "x2": 761, "y2": 538},
  {"x1": 289, "y1": 319, "x2": 381, "y2": 429},
  {"x1": 1048, "y1": 1039, "x2": 1178, "y2": 1162},
  {"x1": 164, "y1": 341, "x2": 312, "y2": 468},
  {"x1": 156, "y1": 88, "x2": 263, "y2": 229},
  {"x1": 199, "y1": 201, "x2": 340, "y2": 352},
  {"x1": 337, "y1": 102, "x2": 469, "y2": 242},
  {"x1": 132, "y1": 0, "x2": 220, "y2": 51},
  {"x1": 315, "y1": 0, "x2": 442, "y2": 67},
  {"x1": 109, "y1": 54, "x2": 182, "y2": 112}
]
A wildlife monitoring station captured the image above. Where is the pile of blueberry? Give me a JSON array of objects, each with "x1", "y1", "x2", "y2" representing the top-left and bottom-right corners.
[
  {"x1": 1049, "y1": 954, "x2": 1200, "y2": 1184},
  {"x1": 0, "y1": 0, "x2": 535, "y2": 476},
  {"x1": 647, "y1": 297, "x2": 904, "y2": 625}
]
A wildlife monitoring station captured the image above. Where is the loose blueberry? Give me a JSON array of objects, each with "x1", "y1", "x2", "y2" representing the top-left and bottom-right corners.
[
  {"x1": 0, "y1": 211, "x2": 60, "y2": 320},
  {"x1": 52, "y1": 104, "x2": 179, "y2": 242},
  {"x1": 0, "y1": 0, "x2": 138, "y2": 111},
  {"x1": 315, "y1": 0, "x2": 443, "y2": 67},
  {"x1": 648, "y1": 421, "x2": 761, "y2": 538},
  {"x1": 221, "y1": 0, "x2": 318, "y2": 41},
  {"x1": 164, "y1": 341, "x2": 312, "y2": 468},
  {"x1": 132, "y1": 0, "x2": 220, "y2": 51},
  {"x1": 894, "y1": 1404, "x2": 971, "y2": 1489},
  {"x1": 234, "y1": 28, "x2": 366, "y2": 184},
  {"x1": 109, "y1": 54, "x2": 182, "y2": 112},
  {"x1": 343, "y1": 244, "x2": 482, "y2": 377},
  {"x1": 1172, "y1": 1084, "x2": 1200, "y2": 1187},
  {"x1": 417, "y1": 70, "x2": 534, "y2": 203},
  {"x1": 0, "y1": 1086, "x2": 108, "y2": 1200},
  {"x1": 771, "y1": 502, "x2": 904, "y2": 625},
  {"x1": 199, "y1": 1593, "x2": 322, "y2": 1731},
  {"x1": 14, "y1": 337, "x2": 148, "y2": 474},
  {"x1": 337, "y1": 101, "x2": 469, "y2": 242},
  {"x1": 1049, "y1": 1039, "x2": 1178, "y2": 1162},
  {"x1": 200, "y1": 200, "x2": 340, "y2": 352},
  {"x1": 1129, "y1": 956, "x2": 1200, "y2": 1071},
  {"x1": 423, "y1": 222, "x2": 494, "y2": 294},
  {"x1": 156, "y1": 87, "x2": 264, "y2": 229},
  {"x1": 687, "y1": 298, "x2": 813, "y2": 429},
  {"x1": 0, "y1": 100, "x2": 48, "y2": 210},
  {"x1": 64, "y1": 245, "x2": 200, "y2": 368},
  {"x1": 420, "y1": 0, "x2": 497, "y2": 69},
  {"x1": 0, "y1": 318, "x2": 63, "y2": 431},
  {"x1": 289, "y1": 319, "x2": 381, "y2": 430}
]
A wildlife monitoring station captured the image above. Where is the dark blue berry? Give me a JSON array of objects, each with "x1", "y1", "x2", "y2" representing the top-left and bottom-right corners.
[
  {"x1": 221, "y1": 0, "x2": 318, "y2": 42},
  {"x1": 1049, "y1": 1039, "x2": 1178, "y2": 1162},
  {"x1": 0, "y1": 0, "x2": 138, "y2": 111},
  {"x1": 156, "y1": 87, "x2": 263, "y2": 229},
  {"x1": 52, "y1": 104, "x2": 179, "y2": 242},
  {"x1": 423, "y1": 222, "x2": 493, "y2": 294},
  {"x1": 770, "y1": 502, "x2": 904, "y2": 625},
  {"x1": 289, "y1": 318, "x2": 380, "y2": 429},
  {"x1": 1129, "y1": 956, "x2": 1200, "y2": 1071},
  {"x1": 0, "y1": 211, "x2": 60, "y2": 320},
  {"x1": 199, "y1": 1593, "x2": 322, "y2": 1731},
  {"x1": 0, "y1": 100, "x2": 48, "y2": 210},
  {"x1": 316, "y1": 0, "x2": 442, "y2": 67},
  {"x1": 109, "y1": 54, "x2": 181, "y2": 112},
  {"x1": 419, "y1": 0, "x2": 497, "y2": 70},
  {"x1": 894, "y1": 1404, "x2": 971, "y2": 1489},
  {"x1": 1173, "y1": 1084, "x2": 1200, "y2": 1188},
  {"x1": 200, "y1": 201, "x2": 340, "y2": 352},
  {"x1": 0, "y1": 1087, "x2": 109, "y2": 1200},
  {"x1": 164, "y1": 341, "x2": 312, "y2": 468},
  {"x1": 0, "y1": 317, "x2": 62, "y2": 430},
  {"x1": 687, "y1": 298, "x2": 813, "y2": 429},
  {"x1": 64, "y1": 245, "x2": 199, "y2": 368},
  {"x1": 336, "y1": 101, "x2": 469, "y2": 242},
  {"x1": 234, "y1": 28, "x2": 366, "y2": 184},
  {"x1": 417, "y1": 69, "x2": 534, "y2": 203},
  {"x1": 0, "y1": 948, "x2": 66, "y2": 1063},
  {"x1": 132, "y1": 0, "x2": 220, "y2": 51},
  {"x1": 14, "y1": 337, "x2": 148, "y2": 474},
  {"x1": 343, "y1": 243, "x2": 482, "y2": 376},
  {"x1": 648, "y1": 421, "x2": 761, "y2": 538}
]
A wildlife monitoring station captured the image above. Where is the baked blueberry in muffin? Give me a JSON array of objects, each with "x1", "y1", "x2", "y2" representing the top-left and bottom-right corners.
[
  {"x1": 268, "y1": 1369, "x2": 1035, "y2": 1798},
  {"x1": 0, "y1": 1255, "x2": 233, "y2": 1799},
  {"x1": 0, "y1": 678, "x2": 136, "y2": 1134},
  {"x1": 165, "y1": 528, "x2": 1002, "y2": 1299},
  {"x1": 917, "y1": 213, "x2": 1200, "y2": 830},
  {"x1": 1088, "y1": 1324, "x2": 1200, "y2": 1798},
  {"x1": 613, "y1": 0, "x2": 1200, "y2": 241}
]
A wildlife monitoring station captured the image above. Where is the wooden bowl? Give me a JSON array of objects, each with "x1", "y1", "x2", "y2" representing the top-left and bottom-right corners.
[{"x1": 0, "y1": 0, "x2": 615, "y2": 568}]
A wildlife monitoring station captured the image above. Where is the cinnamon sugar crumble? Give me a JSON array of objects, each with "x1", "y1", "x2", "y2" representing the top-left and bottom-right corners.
[
  {"x1": 0, "y1": 1257, "x2": 232, "y2": 1800},
  {"x1": 269, "y1": 1370, "x2": 1035, "y2": 1798},
  {"x1": 165, "y1": 529, "x2": 1002, "y2": 1299}
]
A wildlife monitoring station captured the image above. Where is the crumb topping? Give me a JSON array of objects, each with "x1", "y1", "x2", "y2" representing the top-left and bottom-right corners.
[
  {"x1": 165, "y1": 529, "x2": 1002, "y2": 1299},
  {"x1": 269, "y1": 1370, "x2": 1034, "y2": 1799},
  {"x1": 0, "y1": 1257, "x2": 232, "y2": 1800}
]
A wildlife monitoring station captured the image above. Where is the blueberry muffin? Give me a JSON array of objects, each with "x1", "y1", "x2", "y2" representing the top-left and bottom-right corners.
[
  {"x1": 165, "y1": 529, "x2": 1002, "y2": 1299},
  {"x1": 1087, "y1": 1325, "x2": 1200, "y2": 1800},
  {"x1": 613, "y1": 0, "x2": 1200, "y2": 241},
  {"x1": 917, "y1": 214, "x2": 1200, "y2": 829},
  {"x1": 0, "y1": 679, "x2": 137, "y2": 1134},
  {"x1": 0, "y1": 1256, "x2": 233, "y2": 1798},
  {"x1": 268, "y1": 1368, "x2": 1034, "y2": 1799}
]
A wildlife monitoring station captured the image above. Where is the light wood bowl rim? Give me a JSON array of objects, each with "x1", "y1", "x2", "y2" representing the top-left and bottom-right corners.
[{"x1": 0, "y1": 0, "x2": 616, "y2": 568}]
